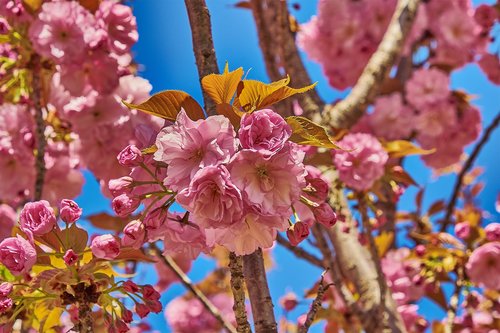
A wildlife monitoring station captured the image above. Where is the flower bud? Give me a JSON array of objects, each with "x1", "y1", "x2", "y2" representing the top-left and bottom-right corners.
[
  {"x1": 59, "y1": 199, "x2": 82, "y2": 224},
  {"x1": 313, "y1": 203, "x2": 337, "y2": 227},
  {"x1": 63, "y1": 249, "x2": 78, "y2": 266},
  {"x1": 455, "y1": 222, "x2": 470, "y2": 240},
  {"x1": 0, "y1": 297, "x2": 13, "y2": 313},
  {"x1": 0, "y1": 236, "x2": 37, "y2": 275},
  {"x1": 122, "y1": 309, "x2": 133, "y2": 323},
  {"x1": 136, "y1": 303, "x2": 150, "y2": 318},
  {"x1": 142, "y1": 284, "x2": 161, "y2": 301},
  {"x1": 485, "y1": 223, "x2": 500, "y2": 242},
  {"x1": 280, "y1": 292, "x2": 298, "y2": 312},
  {"x1": 286, "y1": 221, "x2": 310, "y2": 246},
  {"x1": 112, "y1": 193, "x2": 140, "y2": 217},
  {"x1": 123, "y1": 280, "x2": 139, "y2": 293},
  {"x1": 122, "y1": 220, "x2": 145, "y2": 249},
  {"x1": 91, "y1": 234, "x2": 120, "y2": 260},
  {"x1": 0, "y1": 282, "x2": 12, "y2": 297},
  {"x1": 19, "y1": 200, "x2": 56, "y2": 236},
  {"x1": 109, "y1": 176, "x2": 134, "y2": 197},
  {"x1": 117, "y1": 144, "x2": 143, "y2": 167}
]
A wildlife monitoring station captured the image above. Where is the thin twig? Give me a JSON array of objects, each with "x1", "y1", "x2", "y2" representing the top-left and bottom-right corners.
[
  {"x1": 275, "y1": 234, "x2": 324, "y2": 269},
  {"x1": 31, "y1": 56, "x2": 46, "y2": 201},
  {"x1": 242, "y1": 248, "x2": 278, "y2": 333},
  {"x1": 297, "y1": 271, "x2": 333, "y2": 333},
  {"x1": 228, "y1": 252, "x2": 252, "y2": 333},
  {"x1": 321, "y1": 0, "x2": 421, "y2": 128},
  {"x1": 151, "y1": 244, "x2": 237, "y2": 333},
  {"x1": 444, "y1": 267, "x2": 464, "y2": 333},
  {"x1": 442, "y1": 111, "x2": 500, "y2": 231},
  {"x1": 184, "y1": 0, "x2": 219, "y2": 115}
]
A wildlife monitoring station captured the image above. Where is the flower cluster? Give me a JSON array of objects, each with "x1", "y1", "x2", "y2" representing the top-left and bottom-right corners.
[
  {"x1": 110, "y1": 108, "x2": 337, "y2": 254},
  {"x1": 0, "y1": 199, "x2": 162, "y2": 332},
  {"x1": 0, "y1": 0, "x2": 160, "y2": 207}
]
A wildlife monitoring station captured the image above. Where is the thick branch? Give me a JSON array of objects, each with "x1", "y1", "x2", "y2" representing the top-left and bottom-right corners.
[
  {"x1": 442, "y1": 111, "x2": 500, "y2": 231},
  {"x1": 242, "y1": 249, "x2": 278, "y2": 333},
  {"x1": 275, "y1": 234, "x2": 324, "y2": 269},
  {"x1": 31, "y1": 57, "x2": 46, "y2": 201},
  {"x1": 184, "y1": 0, "x2": 219, "y2": 115},
  {"x1": 151, "y1": 244, "x2": 237, "y2": 333},
  {"x1": 297, "y1": 272, "x2": 332, "y2": 333},
  {"x1": 321, "y1": 0, "x2": 421, "y2": 129},
  {"x1": 229, "y1": 252, "x2": 252, "y2": 333}
]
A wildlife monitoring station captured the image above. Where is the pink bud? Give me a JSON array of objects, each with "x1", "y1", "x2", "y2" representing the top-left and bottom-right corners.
[
  {"x1": 136, "y1": 303, "x2": 150, "y2": 318},
  {"x1": 117, "y1": 145, "x2": 143, "y2": 167},
  {"x1": 59, "y1": 199, "x2": 82, "y2": 224},
  {"x1": 455, "y1": 222, "x2": 471, "y2": 240},
  {"x1": 485, "y1": 223, "x2": 500, "y2": 242},
  {"x1": 63, "y1": 249, "x2": 78, "y2": 266},
  {"x1": 147, "y1": 299, "x2": 163, "y2": 313},
  {"x1": 19, "y1": 200, "x2": 56, "y2": 236},
  {"x1": 415, "y1": 244, "x2": 426, "y2": 257},
  {"x1": 122, "y1": 309, "x2": 133, "y2": 323},
  {"x1": 142, "y1": 284, "x2": 161, "y2": 301},
  {"x1": 121, "y1": 220, "x2": 145, "y2": 249},
  {"x1": 0, "y1": 283, "x2": 12, "y2": 297},
  {"x1": 287, "y1": 222, "x2": 310, "y2": 246},
  {"x1": 115, "y1": 319, "x2": 129, "y2": 333},
  {"x1": 0, "y1": 297, "x2": 13, "y2": 313},
  {"x1": 280, "y1": 292, "x2": 298, "y2": 312},
  {"x1": 313, "y1": 203, "x2": 337, "y2": 227},
  {"x1": 112, "y1": 194, "x2": 141, "y2": 217},
  {"x1": 123, "y1": 280, "x2": 139, "y2": 293},
  {"x1": 109, "y1": 176, "x2": 134, "y2": 197},
  {"x1": 91, "y1": 234, "x2": 120, "y2": 260}
]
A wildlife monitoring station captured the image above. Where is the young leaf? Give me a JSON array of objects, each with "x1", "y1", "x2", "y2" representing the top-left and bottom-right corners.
[
  {"x1": 123, "y1": 90, "x2": 204, "y2": 121},
  {"x1": 235, "y1": 76, "x2": 317, "y2": 111},
  {"x1": 216, "y1": 103, "x2": 244, "y2": 129},
  {"x1": 87, "y1": 212, "x2": 129, "y2": 232},
  {"x1": 374, "y1": 232, "x2": 394, "y2": 257},
  {"x1": 115, "y1": 248, "x2": 157, "y2": 263},
  {"x1": 79, "y1": 0, "x2": 101, "y2": 12},
  {"x1": 142, "y1": 144, "x2": 158, "y2": 155},
  {"x1": 286, "y1": 116, "x2": 341, "y2": 149},
  {"x1": 383, "y1": 140, "x2": 435, "y2": 158},
  {"x1": 201, "y1": 65, "x2": 243, "y2": 104}
]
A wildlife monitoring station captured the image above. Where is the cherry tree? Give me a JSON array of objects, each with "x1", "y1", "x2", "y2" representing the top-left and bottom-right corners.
[{"x1": 0, "y1": 0, "x2": 499, "y2": 332}]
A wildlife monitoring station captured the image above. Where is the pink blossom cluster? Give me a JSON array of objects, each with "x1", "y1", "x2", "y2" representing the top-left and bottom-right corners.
[
  {"x1": 0, "y1": 0, "x2": 160, "y2": 207},
  {"x1": 164, "y1": 293, "x2": 235, "y2": 333},
  {"x1": 382, "y1": 248, "x2": 428, "y2": 332},
  {"x1": 297, "y1": 0, "x2": 397, "y2": 90},
  {"x1": 110, "y1": 109, "x2": 337, "y2": 254}
]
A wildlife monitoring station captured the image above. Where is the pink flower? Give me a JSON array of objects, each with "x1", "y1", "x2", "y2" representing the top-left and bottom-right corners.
[
  {"x1": 162, "y1": 214, "x2": 209, "y2": 260},
  {"x1": 19, "y1": 200, "x2": 56, "y2": 237},
  {"x1": 229, "y1": 146, "x2": 306, "y2": 216},
  {"x1": 206, "y1": 213, "x2": 287, "y2": 255},
  {"x1": 485, "y1": 223, "x2": 500, "y2": 242},
  {"x1": 63, "y1": 249, "x2": 78, "y2": 266},
  {"x1": 238, "y1": 109, "x2": 291, "y2": 154},
  {"x1": 0, "y1": 283, "x2": 12, "y2": 297},
  {"x1": 287, "y1": 221, "x2": 310, "y2": 246},
  {"x1": 478, "y1": 54, "x2": 500, "y2": 85},
  {"x1": 0, "y1": 236, "x2": 37, "y2": 275},
  {"x1": 96, "y1": 1, "x2": 138, "y2": 55},
  {"x1": 91, "y1": 234, "x2": 121, "y2": 260},
  {"x1": 333, "y1": 133, "x2": 388, "y2": 191},
  {"x1": 59, "y1": 199, "x2": 82, "y2": 224},
  {"x1": 117, "y1": 145, "x2": 143, "y2": 167},
  {"x1": 112, "y1": 193, "x2": 140, "y2": 217},
  {"x1": 414, "y1": 101, "x2": 457, "y2": 137},
  {"x1": 154, "y1": 110, "x2": 237, "y2": 191},
  {"x1": 28, "y1": 2, "x2": 94, "y2": 63},
  {"x1": 369, "y1": 93, "x2": 415, "y2": 140},
  {"x1": 109, "y1": 176, "x2": 134, "y2": 197},
  {"x1": 0, "y1": 204, "x2": 16, "y2": 241},
  {"x1": 313, "y1": 203, "x2": 337, "y2": 228},
  {"x1": 155, "y1": 254, "x2": 191, "y2": 291},
  {"x1": 0, "y1": 297, "x2": 12, "y2": 314},
  {"x1": 438, "y1": 8, "x2": 479, "y2": 48},
  {"x1": 405, "y1": 68, "x2": 450, "y2": 109},
  {"x1": 280, "y1": 292, "x2": 299, "y2": 312},
  {"x1": 122, "y1": 220, "x2": 145, "y2": 249},
  {"x1": 455, "y1": 222, "x2": 471, "y2": 240},
  {"x1": 465, "y1": 242, "x2": 500, "y2": 290},
  {"x1": 176, "y1": 166, "x2": 243, "y2": 229}
]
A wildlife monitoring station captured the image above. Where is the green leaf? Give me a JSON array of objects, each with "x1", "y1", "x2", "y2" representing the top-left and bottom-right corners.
[
  {"x1": 201, "y1": 64, "x2": 243, "y2": 104},
  {"x1": 235, "y1": 76, "x2": 317, "y2": 111},
  {"x1": 286, "y1": 116, "x2": 342, "y2": 149},
  {"x1": 141, "y1": 144, "x2": 158, "y2": 155},
  {"x1": 123, "y1": 90, "x2": 205, "y2": 121},
  {"x1": 383, "y1": 140, "x2": 435, "y2": 158}
]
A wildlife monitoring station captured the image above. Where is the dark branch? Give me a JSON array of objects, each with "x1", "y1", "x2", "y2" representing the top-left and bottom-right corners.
[
  {"x1": 442, "y1": 111, "x2": 500, "y2": 231},
  {"x1": 184, "y1": 0, "x2": 219, "y2": 115},
  {"x1": 297, "y1": 271, "x2": 333, "y2": 333}
]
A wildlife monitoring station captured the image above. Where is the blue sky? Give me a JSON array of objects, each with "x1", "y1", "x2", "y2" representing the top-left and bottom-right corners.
[{"x1": 76, "y1": 0, "x2": 500, "y2": 331}]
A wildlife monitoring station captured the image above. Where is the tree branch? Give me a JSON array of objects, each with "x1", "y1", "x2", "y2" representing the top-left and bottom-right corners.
[
  {"x1": 442, "y1": 111, "x2": 500, "y2": 231},
  {"x1": 184, "y1": 0, "x2": 219, "y2": 115},
  {"x1": 31, "y1": 56, "x2": 46, "y2": 201},
  {"x1": 151, "y1": 244, "x2": 237, "y2": 333},
  {"x1": 242, "y1": 248, "x2": 278, "y2": 333},
  {"x1": 297, "y1": 271, "x2": 332, "y2": 333},
  {"x1": 444, "y1": 267, "x2": 464, "y2": 333},
  {"x1": 229, "y1": 252, "x2": 252, "y2": 333},
  {"x1": 275, "y1": 234, "x2": 324, "y2": 269},
  {"x1": 321, "y1": 0, "x2": 421, "y2": 129}
]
